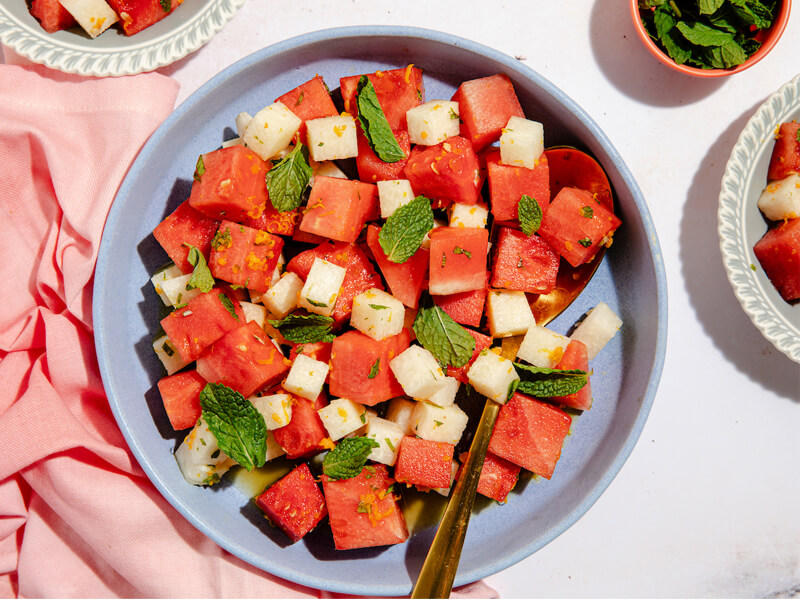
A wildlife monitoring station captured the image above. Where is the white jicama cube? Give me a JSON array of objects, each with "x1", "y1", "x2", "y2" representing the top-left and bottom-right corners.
[
  {"x1": 235, "y1": 112, "x2": 253, "y2": 138},
  {"x1": 159, "y1": 274, "x2": 201, "y2": 307},
  {"x1": 411, "y1": 401, "x2": 469, "y2": 445},
  {"x1": 175, "y1": 418, "x2": 236, "y2": 486},
  {"x1": 59, "y1": 0, "x2": 118, "y2": 38},
  {"x1": 433, "y1": 458, "x2": 460, "y2": 497},
  {"x1": 239, "y1": 301, "x2": 267, "y2": 328},
  {"x1": 406, "y1": 100, "x2": 460, "y2": 146},
  {"x1": 283, "y1": 354, "x2": 329, "y2": 401},
  {"x1": 306, "y1": 115, "x2": 359, "y2": 162},
  {"x1": 264, "y1": 271, "x2": 304, "y2": 318},
  {"x1": 221, "y1": 137, "x2": 243, "y2": 148},
  {"x1": 251, "y1": 393, "x2": 293, "y2": 430},
  {"x1": 351, "y1": 288, "x2": 405, "y2": 341},
  {"x1": 486, "y1": 289, "x2": 534, "y2": 338},
  {"x1": 449, "y1": 202, "x2": 489, "y2": 229},
  {"x1": 385, "y1": 397, "x2": 417, "y2": 435},
  {"x1": 243, "y1": 102, "x2": 302, "y2": 160},
  {"x1": 426, "y1": 376, "x2": 460, "y2": 408},
  {"x1": 311, "y1": 160, "x2": 349, "y2": 186},
  {"x1": 298, "y1": 258, "x2": 346, "y2": 317},
  {"x1": 516, "y1": 325, "x2": 570, "y2": 368},
  {"x1": 757, "y1": 174, "x2": 800, "y2": 221},
  {"x1": 500, "y1": 116, "x2": 544, "y2": 169},
  {"x1": 318, "y1": 398, "x2": 367, "y2": 441},
  {"x1": 364, "y1": 416, "x2": 405, "y2": 466},
  {"x1": 570, "y1": 301, "x2": 622, "y2": 360},
  {"x1": 152, "y1": 335, "x2": 187, "y2": 376},
  {"x1": 467, "y1": 349, "x2": 519, "y2": 405},
  {"x1": 150, "y1": 265, "x2": 183, "y2": 305},
  {"x1": 389, "y1": 345, "x2": 447, "y2": 399},
  {"x1": 378, "y1": 179, "x2": 415, "y2": 218}
]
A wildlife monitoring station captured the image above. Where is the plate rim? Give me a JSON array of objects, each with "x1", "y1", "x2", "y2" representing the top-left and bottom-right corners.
[
  {"x1": 0, "y1": 0, "x2": 245, "y2": 77},
  {"x1": 93, "y1": 25, "x2": 668, "y2": 594},
  {"x1": 718, "y1": 73, "x2": 800, "y2": 364}
]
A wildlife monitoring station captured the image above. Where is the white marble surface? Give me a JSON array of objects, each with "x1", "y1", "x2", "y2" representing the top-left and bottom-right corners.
[{"x1": 8, "y1": 1, "x2": 800, "y2": 597}]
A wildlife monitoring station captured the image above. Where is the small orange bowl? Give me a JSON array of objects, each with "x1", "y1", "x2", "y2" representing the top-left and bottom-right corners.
[{"x1": 630, "y1": 0, "x2": 791, "y2": 77}]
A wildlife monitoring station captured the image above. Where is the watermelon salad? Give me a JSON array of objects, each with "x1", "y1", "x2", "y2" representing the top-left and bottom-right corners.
[
  {"x1": 29, "y1": 0, "x2": 183, "y2": 37},
  {"x1": 147, "y1": 66, "x2": 624, "y2": 550},
  {"x1": 753, "y1": 121, "x2": 800, "y2": 303}
]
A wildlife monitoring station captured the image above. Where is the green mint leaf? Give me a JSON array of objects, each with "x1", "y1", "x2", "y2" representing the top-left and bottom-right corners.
[
  {"x1": 368, "y1": 358, "x2": 381, "y2": 379},
  {"x1": 185, "y1": 245, "x2": 214, "y2": 293},
  {"x1": 719, "y1": 38, "x2": 747, "y2": 67},
  {"x1": 580, "y1": 206, "x2": 594, "y2": 218},
  {"x1": 306, "y1": 298, "x2": 328, "y2": 308},
  {"x1": 730, "y1": 0, "x2": 774, "y2": 29},
  {"x1": 453, "y1": 246, "x2": 472, "y2": 259},
  {"x1": 218, "y1": 292, "x2": 239, "y2": 320},
  {"x1": 653, "y1": 3, "x2": 677, "y2": 38},
  {"x1": 266, "y1": 143, "x2": 312, "y2": 213},
  {"x1": 160, "y1": 0, "x2": 171, "y2": 11},
  {"x1": 193, "y1": 155, "x2": 205, "y2": 182},
  {"x1": 211, "y1": 226, "x2": 232, "y2": 250},
  {"x1": 385, "y1": 438, "x2": 396, "y2": 452},
  {"x1": 676, "y1": 21, "x2": 735, "y2": 46},
  {"x1": 369, "y1": 304, "x2": 389, "y2": 310},
  {"x1": 356, "y1": 76, "x2": 406, "y2": 163},
  {"x1": 507, "y1": 378, "x2": 519, "y2": 400},
  {"x1": 699, "y1": 0, "x2": 725, "y2": 14},
  {"x1": 518, "y1": 194, "x2": 542, "y2": 236},
  {"x1": 412, "y1": 293, "x2": 476, "y2": 368},
  {"x1": 200, "y1": 383, "x2": 267, "y2": 471},
  {"x1": 379, "y1": 194, "x2": 434, "y2": 263},
  {"x1": 513, "y1": 363, "x2": 588, "y2": 397},
  {"x1": 578, "y1": 237, "x2": 592, "y2": 248},
  {"x1": 268, "y1": 313, "x2": 335, "y2": 343},
  {"x1": 796, "y1": 130, "x2": 800, "y2": 144},
  {"x1": 322, "y1": 437, "x2": 380, "y2": 481}
]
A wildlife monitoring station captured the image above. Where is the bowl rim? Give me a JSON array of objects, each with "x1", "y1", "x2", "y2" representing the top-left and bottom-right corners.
[
  {"x1": 629, "y1": 0, "x2": 792, "y2": 78},
  {"x1": 93, "y1": 24, "x2": 669, "y2": 595}
]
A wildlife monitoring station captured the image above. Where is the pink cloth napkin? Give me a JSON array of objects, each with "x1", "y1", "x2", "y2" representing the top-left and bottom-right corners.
[{"x1": 0, "y1": 63, "x2": 497, "y2": 599}]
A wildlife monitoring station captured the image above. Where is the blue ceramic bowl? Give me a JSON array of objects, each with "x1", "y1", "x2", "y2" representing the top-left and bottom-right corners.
[{"x1": 94, "y1": 26, "x2": 667, "y2": 596}]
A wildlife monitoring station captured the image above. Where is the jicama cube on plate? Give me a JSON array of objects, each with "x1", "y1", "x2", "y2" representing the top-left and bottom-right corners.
[
  {"x1": 410, "y1": 401, "x2": 469, "y2": 446},
  {"x1": 449, "y1": 201, "x2": 489, "y2": 229},
  {"x1": 152, "y1": 334, "x2": 188, "y2": 376},
  {"x1": 264, "y1": 271, "x2": 304, "y2": 319},
  {"x1": 570, "y1": 301, "x2": 622, "y2": 360},
  {"x1": 58, "y1": 0, "x2": 118, "y2": 37},
  {"x1": 486, "y1": 289, "x2": 534, "y2": 338},
  {"x1": 364, "y1": 415, "x2": 405, "y2": 466},
  {"x1": 318, "y1": 398, "x2": 366, "y2": 441},
  {"x1": 298, "y1": 258, "x2": 346, "y2": 317},
  {"x1": 377, "y1": 179, "x2": 415, "y2": 218},
  {"x1": 467, "y1": 349, "x2": 519, "y2": 405},
  {"x1": 351, "y1": 288, "x2": 405, "y2": 341},
  {"x1": 406, "y1": 100, "x2": 460, "y2": 146},
  {"x1": 244, "y1": 102, "x2": 302, "y2": 160},
  {"x1": 757, "y1": 174, "x2": 800, "y2": 221},
  {"x1": 283, "y1": 354, "x2": 330, "y2": 401},
  {"x1": 389, "y1": 345, "x2": 447, "y2": 400},
  {"x1": 251, "y1": 392, "x2": 293, "y2": 430},
  {"x1": 500, "y1": 116, "x2": 544, "y2": 169},
  {"x1": 175, "y1": 418, "x2": 236, "y2": 486},
  {"x1": 306, "y1": 115, "x2": 359, "y2": 162},
  {"x1": 516, "y1": 325, "x2": 570, "y2": 368}
]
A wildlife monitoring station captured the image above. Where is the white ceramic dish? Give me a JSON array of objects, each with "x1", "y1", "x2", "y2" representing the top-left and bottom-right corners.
[
  {"x1": 718, "y1": 74, "x2": 800, "y2": 363},
  {"x1": 0, "y1": 0, "x2": 244, "y2": 76},
  {"x1": 93, "y1": 26, "x2": 667, "y2": 595}
]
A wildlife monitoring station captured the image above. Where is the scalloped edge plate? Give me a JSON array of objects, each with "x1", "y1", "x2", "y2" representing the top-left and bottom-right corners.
[
  {"x1": 0, "y1": 0, "x2": 244, "y2": 77},
  {"x1": 93, "y1": 26, "x2": 668, "y2": 596},
  {"x1": 718, "y1": 74, "x2": 800, "y2": 363}
]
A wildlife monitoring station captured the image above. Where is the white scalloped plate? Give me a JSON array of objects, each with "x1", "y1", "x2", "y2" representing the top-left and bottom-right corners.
[
  {"x1": 0, "y1": 0, "x2": 244, "y2": 77},
  {"x1": 718, "y1": 74, "x2": 800, "y2": 363}
]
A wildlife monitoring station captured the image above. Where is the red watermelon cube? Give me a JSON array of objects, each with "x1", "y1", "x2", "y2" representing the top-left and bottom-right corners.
[
  {"x1": 552, "y1": 340, "x2": 592, "y2": 411},
  {"x1": 240, "y1": 202, "x2": 299, "y2": 237},
  {"x1": 428, "y1": 227, "x2": 489, "y2": 295},
  {"x1": 188, "y1": 145, "x2": 269, "y2": 223},
  {"x1": 289, "y1": 341, "x2": 333, "y2": 364},
  {"x1": 488, "y1": 392, "x2": 571, "y2": 479},
  {"x1": 322, "y1": 465, "x2": 409, "y2": 550},
  {"x1": 340, "y1": 66, "x2": 425, "y2": 130},
  {"x1": 156, "y1": 369, "x2": 206, "y2": 430},
  {"x1": 767, "y1": 122, "x2": 800, "y2": 182},
  {"x1": 366, "y1": 224, "x2": 429, "y2": 309},
  {"x1": 30, "y1": 0, "x2": 76, "y2": 32},
  {"x1": 272, "y1": 393, "x2": 330, "y2": 459},
  {"x1": 107, "y1": 0, "x2": 183, "y2": 35},
  {"x1": 299, "y1": 176, "x2": 378, "y2": 243},
  {"x1": 753, "y1": 217, "x2": 800, "y2": 302},
  {"x1": 160, "y1": 289, "x2": 246, "y2": 363},
  {"x1": 457, "y1": 451, "x2": 520, "y2": 503},
  {"x1": 404, "y1": 136, "x2": 482, "y2": 208},
  {"x1": 152, "y1": 199, "x2": 220, "y2": 274},
  {"x1": 195, "y1": 320, "x2": 289, "y2": 398},
  {"x1": 208, "y1": 220, "x2": 284, "y2": 292},
  {"x1": 255, "y1": 463, "x2": 327, "y2": 543},
  {"x1": 451, "y1": 74, "x2": 525, "y2": 153},
  {"x1": 486, "y1": 149, "x2": 550, "y2": 222},
  {"x1": 328, "y1": 329, "x2": 411, "y2": 406},
  {"x1": 394, "y1": 436, "x2": 455, "y2": 489},
  {"x1": 538, "y1": 187, "x2": 622, "y2": 268},
  {"x1": 490, "y1": 227, "x2": 560, "y2": 294},
  {"x1": 433, "y1": 271, "x2": 489, "y2": 327},
  {"x1": 356, "y1": 128, "x2": 411, "y2": 183}
]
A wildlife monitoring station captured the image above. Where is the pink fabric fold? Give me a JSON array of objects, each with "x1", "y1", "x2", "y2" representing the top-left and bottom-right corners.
[{"x1": 0, "y1": 63, "x2": 497, "y2": 600}]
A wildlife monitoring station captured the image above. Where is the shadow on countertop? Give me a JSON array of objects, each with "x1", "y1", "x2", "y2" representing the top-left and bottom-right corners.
[
  {"x1": 679, "y1": 101, "x2": 800, "y2": 402},
  {"x1": 589, "y1": 0, "x2": 725, "y2": 107}
]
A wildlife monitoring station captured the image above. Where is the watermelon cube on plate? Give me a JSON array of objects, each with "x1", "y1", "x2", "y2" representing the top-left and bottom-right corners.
[
  {"x1": 340, "y1": 66, "x2": 425, "y2": 130},
  {"x1": 552, "y1": 340, "x2": 592, "y2": 411},
  {"x1": 488, "y1": 392, "x2": 571, "y2": 479},
  {"x1": 428, "y1": 226, "x2": 489, "y2": 295},
  {"x1": 433, "y1": 271, "x2": 489, "y2": 328},
  {"x1": 30, "y1": 0, "x2": 76, "y2": 32},
  {"x1": 299, "y1": 176, "x2": 379, "y2": 243},
  {"x1": 404, "y1": 136, "x2": 483, "y2": 208},
  {"x1": 457, "y1": 450, "x2": 520, "y2": 503},
  {"x1": 366, "y1": 224, "x2": 429, "y2": 309},
  {"x1": 156, "y1": 369, "x2": 206, "y2": 430},
  {"x1": 538, "y1": 186, "x2": 622, "y2": 268},
  {"x1": 753, "y1": 217, "x2": 800, "y2": 302},
  {"x1": 486, "y1": 149, "x2": 550, "y2": 222},
  {"x1": 272, "y1": 393, "x2": 330, "y2": 459},
  {"x1": 490, "y1": 227, "x2": 559, "y2": 294},
  {"x1": 356, "y1": 128, "x2": 411, "y2": 183},
  {"x1": 106, "y1": 0, "x2": 182, "y2": 35},
  {"x1": 394, "y1": 436, "x2": 455, "y2": 489},
  {"x1": 209, "y1": 220, "x2": 284, "y2": 293},
  {"x1": 195, "y1": 320, "x2": 289, "y2": 398},
  {"x1": 152, "y1": 199, "x2": 220, "y2": 274},
  {"x1": 322, "y1": 465, "x2": 409, "y2": 551},
  {"x1": 767, "y1": 122, "x2": 800, "y2": 182},
  {"x1": 451, "y1": 74, "x2": 525, "y2": 153},
  {"x1": 255, "y1": 463, "x2": 327, "y2": 543}
]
